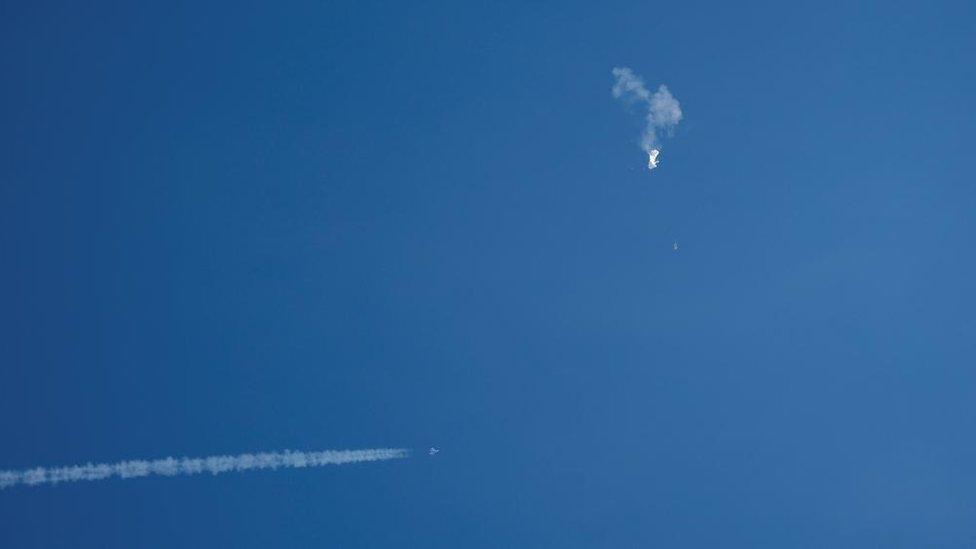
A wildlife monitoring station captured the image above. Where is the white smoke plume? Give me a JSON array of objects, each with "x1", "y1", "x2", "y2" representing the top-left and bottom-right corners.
[
  {"x1": 0, "y1": 448, "x2": 409, "y2": 490},
  {"x1": 611, "y1": 67, "x2": 682, "y2": 170}
]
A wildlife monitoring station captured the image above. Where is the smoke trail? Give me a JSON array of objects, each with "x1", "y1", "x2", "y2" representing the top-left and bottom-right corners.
[
  {"x1": 611, "y1": 67, "x2": 682, "y2": 170},
  {"x1": 0, "y1": 448, "x2": 409, "y2": 490}
]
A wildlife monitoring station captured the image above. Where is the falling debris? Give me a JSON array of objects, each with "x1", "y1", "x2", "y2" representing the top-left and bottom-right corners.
[{"x1": 648, "y1": 149, "x2": 660, "y2": 170}]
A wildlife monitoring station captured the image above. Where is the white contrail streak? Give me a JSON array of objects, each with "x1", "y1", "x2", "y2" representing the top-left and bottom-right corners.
[{"x1": 0, "y1": 448, "x2": 409, "y2": 490}]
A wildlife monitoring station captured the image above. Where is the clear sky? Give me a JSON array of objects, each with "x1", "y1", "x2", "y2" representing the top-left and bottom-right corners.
[{"x1": 2, "y1": 1, "x2": 974, "y2": 547}]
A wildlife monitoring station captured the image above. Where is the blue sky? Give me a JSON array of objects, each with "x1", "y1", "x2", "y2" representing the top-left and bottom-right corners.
[{"x1": 1, "y1": 1, "x2": 974, "y2": 546}]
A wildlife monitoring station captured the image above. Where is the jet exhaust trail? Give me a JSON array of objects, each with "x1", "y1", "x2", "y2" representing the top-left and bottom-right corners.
[{"x1": 0, "y1": 448, "x2": 409, "y2": 490}]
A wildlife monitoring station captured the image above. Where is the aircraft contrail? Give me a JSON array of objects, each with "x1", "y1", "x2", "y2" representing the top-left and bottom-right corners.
[{"x1": 0, "y1": 448, "x2": 409, "y2": 490}]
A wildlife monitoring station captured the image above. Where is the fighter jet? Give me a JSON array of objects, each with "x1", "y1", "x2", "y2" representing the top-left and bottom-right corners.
[
  {"x1": 428, "y1": 447, "x2": 440, "y2": 456},
  {"x1": 647, "y1": 149, "x2": 660, "y2": 170}
]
